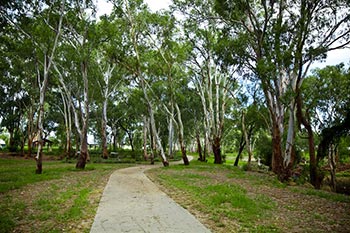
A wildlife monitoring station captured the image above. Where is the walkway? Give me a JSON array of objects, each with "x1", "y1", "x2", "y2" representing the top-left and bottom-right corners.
[{"x1": 90, "y1": 159, "x2": 211, "y2": 233}]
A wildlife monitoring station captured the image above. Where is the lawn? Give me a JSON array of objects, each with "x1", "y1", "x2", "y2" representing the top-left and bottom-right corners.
[
  {"x1": 0, "y1": 156, "x2": 133, "y2": 233},
  {"x1": 147, "y1": 160, "x2": 350, "y2": 233}
]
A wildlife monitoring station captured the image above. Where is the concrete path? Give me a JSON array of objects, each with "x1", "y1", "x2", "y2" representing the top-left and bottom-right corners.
[{"x1": 90, "y1": 159, "x2": 211, "y2": 233}]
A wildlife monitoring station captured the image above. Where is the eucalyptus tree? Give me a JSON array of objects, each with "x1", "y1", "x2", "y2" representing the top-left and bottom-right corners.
[
  {"x1": 300, "y1": 64, "x2": 350, "y2": 188},
  {"x1": 173, "y1": 0, "x2": 238, "y2": 164},
  {"x1": 53, "y1": 0, "x2": 99, "y2": 168},
  {"x1": 144, "y1": 10, "x2": 192, "y2": 165},
  {"x1": 1, "y1": 0, "x2": 66, "y2": 173},
  {"x1": 109, "y1": 0, "x2": 169, "y2": 166},
  {"x1": 215, "y1": 0, "x2": 350, "y2": 180}
]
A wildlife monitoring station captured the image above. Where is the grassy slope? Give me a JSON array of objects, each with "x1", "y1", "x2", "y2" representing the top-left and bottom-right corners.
[
  {"x1": 0, "y1": 157, "x2": 133, "y2": 233},
  {"x1": 147, "y1": 161, "x2": 350, "y2": 233}
]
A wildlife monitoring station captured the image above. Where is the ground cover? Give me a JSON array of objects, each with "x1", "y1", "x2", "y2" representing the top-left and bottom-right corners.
[
  {"x1": 147, "y1": 161, "x2": 350, "y2": 233},
  {"x1": 0, "y1": 156, "x2": 133, "y2": 233}
]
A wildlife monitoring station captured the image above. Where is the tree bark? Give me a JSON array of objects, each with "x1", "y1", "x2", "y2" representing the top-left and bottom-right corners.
[
  {"x1": 35, "y1": 0, "x2": 65, "y2": 174},
  {"x1": 101, "y1": 98, "x2": 109, "y2": 159},
  {"x1": 296, "y1": 93, "x2": 322, "y2": 188},
  {"x1": 234, "y1": 135, "x2": 246, "y2": 167},
  {"x1": 271, "y1": 123, "x2": 287, "y2": 180},
  {"x1": 196, "y1": 132, "x2": 204, "y2": 161},
  {"x1": 242, "y1": 112, "x2": 252, "y2": 168},
  {"x1": 175, "y1": 103, "x2": 189, "y2": 165},
  {"x1": 143, "y1": 115, "x2": 149, "y2": 161},
  {"x1": 213, "y1": 137, "x2": 222, "y2": 164},
  {"x1": 328, "y1": 144, "x2": 337, "y2": 192},
  {"x1": 75, "y1": 60, "x2": 90, "y2": 169}
]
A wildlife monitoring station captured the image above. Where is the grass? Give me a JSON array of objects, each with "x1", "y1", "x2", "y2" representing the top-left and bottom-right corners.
[
  {"x1": 147, "y1": 160, "x2": 350, "y2": 233},
  {"x1": 0, "y1": 157, "x2": 133, "y2": 233},
  {"x1": 148, "y1": 161, "x2": 279, "y2": 232}
]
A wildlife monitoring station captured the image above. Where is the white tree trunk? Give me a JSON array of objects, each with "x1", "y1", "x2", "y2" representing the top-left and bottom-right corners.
[{"x1": 35, "y1": 0, "x2": 65, "y2": 173}]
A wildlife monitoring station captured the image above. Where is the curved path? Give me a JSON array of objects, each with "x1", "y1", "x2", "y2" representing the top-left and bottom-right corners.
[{"x1": 90, "y1": 158, "x2": 211, "y2": 233}]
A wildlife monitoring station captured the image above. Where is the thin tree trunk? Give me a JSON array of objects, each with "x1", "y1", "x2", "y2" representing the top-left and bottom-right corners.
[
  {"x1": 143, "y1": 115, "x2": 148, "y2": 161},
  {"x1": 328, "y1": 144, "x2": 337, "y2": 192},
  {"x1": 26, "y1": 104, "x2": 34, "y2": 159},
  {"x1": 168, "y1": 113, "x2": 175, "y2": 159},
  {"x1": 234, "y1": 135, "x2": 246, "y2": 167},
  {"x1": 101, "y1": 97, "x2": 109, "y2": 159},
  {"x1": 175, "y1": 103, "x2": 189, "y2": 165},
  {"x1": 296, "y1": 93, "x2": 322, "y2": 188},
  {"x1": 196, "y1": 132, "x2": 204, "y2": 161},
  {"x1": 125, "y1": 0, "x2": 168, "y2": 166},
  {"x1": 242, "y1": 112, "x2": 252, "y2": 168},
  {"x1": 35, "y1": 0, "x2": 65, "y2": 174}
]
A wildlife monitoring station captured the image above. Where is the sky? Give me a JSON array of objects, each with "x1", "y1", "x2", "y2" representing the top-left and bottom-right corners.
[{"x1": 96, "y1": 0, "x2": 171, "y2": 17}]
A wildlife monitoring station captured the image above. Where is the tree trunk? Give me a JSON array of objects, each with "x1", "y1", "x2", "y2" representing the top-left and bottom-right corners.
[
  {"x1": 212, "y1": 137, "x2": 222, "y2": 164},
  {"x1": 143, "y1": 115, "x2": 149, "y2": 161},
  {"x1": 271, "y1": 123, "x2": 287, "y2": 180},
  {"x1": 284, "y1": 102, "x2": 296, "y2": 169},
  {"x1": 328, "y1": 144, "x2": 337, "y2": 192},
  {"x1": 168, "y1": 112, "x2": 175, "y2": 159},
  {"x1": 296, "y1": 93, "x2": 323, "y2": 188},
  {"x1": 26, "y1": 104, "x2": 34, "y2": 159},
  {"x1": 75, "y1": 60, "x2": 90, "y2": 169},
  {"x1": 149, "y1": 121, "x2": 155, "y2": 165},
  {"x1": 101, "y1": 98, "x2": 109, "y2": 159},
  {"x1": 242, "y1": 112, "x2": 252, "y2": 168},
  {"x1": 175, "y1": 103, "x2": 189, "y2": 165},
  {"x1": 127, "y1": 130, "x2": 134, "y2": 152},
  {"x1": 196, "y1": 133, "x2": 204, "y2": 161},
  {"x1": 234, "y1": 135, "x2": 246, "y2": 166},
  {"x1": 76, "y1": 133, "x2": 89, "y2": 169}
]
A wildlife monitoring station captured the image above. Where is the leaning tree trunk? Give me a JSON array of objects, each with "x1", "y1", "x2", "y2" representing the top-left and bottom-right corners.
[
  {"x1": 234, "y1": 135, "x2": 246, "y2": 167},
  {"x1": 328, "y1": 144, "x2": 337, "y2": 192},
  {"x1": 196, "y1": 132, "x2": 204, "y2": 161},
  {"x1": 175, "y1": 103, "x2": 189, "y2": 165}
]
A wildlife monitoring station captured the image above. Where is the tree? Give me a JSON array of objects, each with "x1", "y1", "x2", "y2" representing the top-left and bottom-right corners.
[
  {"x1": 173, "y1": 0, "x2": 238, "y2": 164},
  {"x1": 109, "y1": 0, "x2": 170, "y2": 166},
  {"x1": 215, "y1": 0, "x2": 350, "y2": 180},
  {"x1": 299, "y1": 64, "x2": 350, "y2": 188}
]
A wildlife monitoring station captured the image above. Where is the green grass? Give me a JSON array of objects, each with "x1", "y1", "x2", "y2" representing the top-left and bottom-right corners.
[
  {"x1": 0, "y1": 157, "x2": 133, "y2": 233},
  {"x1": 149, "y1": 161, "x2": 278, "y2": 231},
  {"x1": 148, "y1": 160, "x2": 350, "y2": 232},
  {"x1": 291, "y1": 187, "x2": 350, "y2": 203}
]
